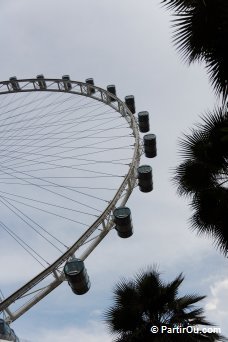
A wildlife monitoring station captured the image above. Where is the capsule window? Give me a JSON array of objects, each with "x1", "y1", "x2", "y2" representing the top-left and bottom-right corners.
[
  {"x1": 138, "y1": 111, "x2": 150, "y2": 133},
  {"x1": 125, "y1": 95, "x2": 136, "y2": 114},
  {"x1": 143, "y1": 134, "x2": 157, "y2": 158},
  {"x1": 113, "y1": 207, "x2": 133, "y2": 238}
]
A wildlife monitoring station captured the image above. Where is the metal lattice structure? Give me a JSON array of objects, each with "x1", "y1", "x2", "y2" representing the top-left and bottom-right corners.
[{"x1": 0, "y1": 77, "x2": 142, "y2": 322}]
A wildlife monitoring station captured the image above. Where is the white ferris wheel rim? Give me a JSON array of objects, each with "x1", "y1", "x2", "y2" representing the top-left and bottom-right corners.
[{"x1": 0, "y1": 77, "x2": 141, "y2": 322}]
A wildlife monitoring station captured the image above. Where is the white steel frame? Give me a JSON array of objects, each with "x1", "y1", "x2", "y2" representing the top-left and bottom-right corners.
[{"x1": 0, "y1": 78, "x2": 141, "y2": 322}]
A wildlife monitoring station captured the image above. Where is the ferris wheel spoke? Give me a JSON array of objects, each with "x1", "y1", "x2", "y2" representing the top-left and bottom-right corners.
[
  {"x1": 0, "y1": 194, "x2": 91, "y2": 227},
  {"x1": 0, "y1": 111, "x2": 122, "y2": 168},
  {"x1": 0, "y1": 77, "x2": 151, "y2": 323},
  {"x1": 0, "y1": 164, "x2": 106, "y2": 214},
  {"x1": 0, "y1": 219, "x2": 49, "y2": 268},
  {"x1": 0, "y1": 190, "x2": 98, "y2": 217}
]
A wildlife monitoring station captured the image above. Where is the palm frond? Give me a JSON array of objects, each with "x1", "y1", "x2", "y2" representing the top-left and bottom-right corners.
[
  {"x1": 174, "y1": 107, "x2": 228, "y2": 200},
  {"x1": 104, "y1": 305, "x2": 143, "y2": 334},
  {"x1": 206, "y1": 52, "x2": 228, "y2": 99},
  {"x1": 178, "y1": 307, "x2": 208, "y2": 321},
  {"x1": 113, "y1": 280, "x2": 139, "y2": 307},
  {"x1": 161, "y1": 0, "x2": 196, "y2": 12},
  {"x1": 173, "y1": 160, "x2": 217, "y2": 196},
  {"x1": 179, "y1": 129, "x2": 226, "y2": 168},
  {"x1": 191, "y1": 187, "x2": 228, "y2": 226},
  {"x1": 163, "y1": 0, "x2": 228, "y2": 99},
  {"x1": 199, "y1": 108, "x2": 228, "y2": 135},
  {"x1": 103, "y1": 266, "x2": 226, "y2": 341},
  {"x1": 176, "y1": 294, "x2": 206, "y2": 309},
  {"x1": 190, "y1": 188, "x2": 228, "y2": 255},
  {"x1": 178, "y1": 130, "x2": 208, "y2": 160},
  {"x1": 164, "y1": 273, "x2": 184, "y2": 301}
]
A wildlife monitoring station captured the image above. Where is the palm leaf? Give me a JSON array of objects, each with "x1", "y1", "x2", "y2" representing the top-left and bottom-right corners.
[
  {"x1": 190, "y1": 187, "x2": 228, "y2": 254},
  {"x1": 174, "y1": 107, "x2": 228, "y2": 200},
  {"x1": 162, "y1": 0, "x2": 228, "y2": 99},
  {"x1": 161, "y1": 0, "x2": 196, "y2": 11},
  {"x1": 103, "y1": 267, "x2": 227, "y2": 341},
  {"x1": 173, "y1": 160, "x2": 217, "y2": 196}
]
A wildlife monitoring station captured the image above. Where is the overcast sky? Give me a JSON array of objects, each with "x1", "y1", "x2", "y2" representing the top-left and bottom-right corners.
[{"x1": 0, "y1": 1, "x2": 228, "y2": 341}]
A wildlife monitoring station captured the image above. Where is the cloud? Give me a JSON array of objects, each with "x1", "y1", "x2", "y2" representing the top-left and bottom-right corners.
[
  {"x1": 20, "y1": 320, "x2": 110, "y2": 342},
  {"x1": 205, "y1": 278, "x2": 228, "y2": 335},
  {"x1": 206, "y1": 278, "x2": 228, "y2": 314}
]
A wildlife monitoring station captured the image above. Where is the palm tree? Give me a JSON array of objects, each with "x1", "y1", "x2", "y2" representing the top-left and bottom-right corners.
[
  {"x1": 160, "y1": 1, "x2": 228, "y2": 253},
  {"x1": 173, "y1": 107, "x2": 228, "y2": 254},
  {"x1": 161, "y1": 0, "x2": 228, "y2": 100},
  {"x1": 104, "y1": 267, "x2": 226, "y2": 341}
]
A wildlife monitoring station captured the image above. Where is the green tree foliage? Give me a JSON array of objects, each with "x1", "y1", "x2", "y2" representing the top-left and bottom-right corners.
[
  {"x1": 161, "y1": 0, "x2": 228, "y2": 100},
  {"x1": 104, "y1": 267, "x2": 226, "y2": 341},
  {"x1": 173, "y1": 108, "x2": 228, "y2": 253},
  {"x1": 162, "y1": 0, "x2": 228, "y2": 253}
]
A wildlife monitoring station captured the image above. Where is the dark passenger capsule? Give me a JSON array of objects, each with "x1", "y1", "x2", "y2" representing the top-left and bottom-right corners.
[
  {"x1": 137, "y1": 165, "x2": 153, "y2": 192},
  {"x1": 138, "y1": 111, "x2": 150, "y2": 133},
  {"x1": 0, "y1": 318, "x2": 20, "y2": 341},
  {"x1": 36, "y1": 74, "x2": 47, "y2": 89},
  {"x1": 143, "y1": 133, "x2": 157, "y2": 158},
  {"x1": 85, "y1": 78, "x2": 95, "y2": 94},
  {"x1": 113, "y1": 206, "x2": 133, "y2": 238},
  {"x1": 9, "y1": 76, "x2": 20, "y2": 91},
  {"x1": 64, "y1": 258, "x2": 90, "y2": 295},
  {"x1": 125, "y1": 95, "x2": 135, "y2": 114},
  {"x1": 107, "y1": 84, "x2": 116, "y2": 102},
  {"x1": 62, "y1": 75, "x2": 72, "y2": 91}
]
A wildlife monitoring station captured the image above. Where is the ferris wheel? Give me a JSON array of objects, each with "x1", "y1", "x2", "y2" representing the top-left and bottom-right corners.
[{"x1": 0, "y1": 76, "x2": 157, "y2": 325}]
